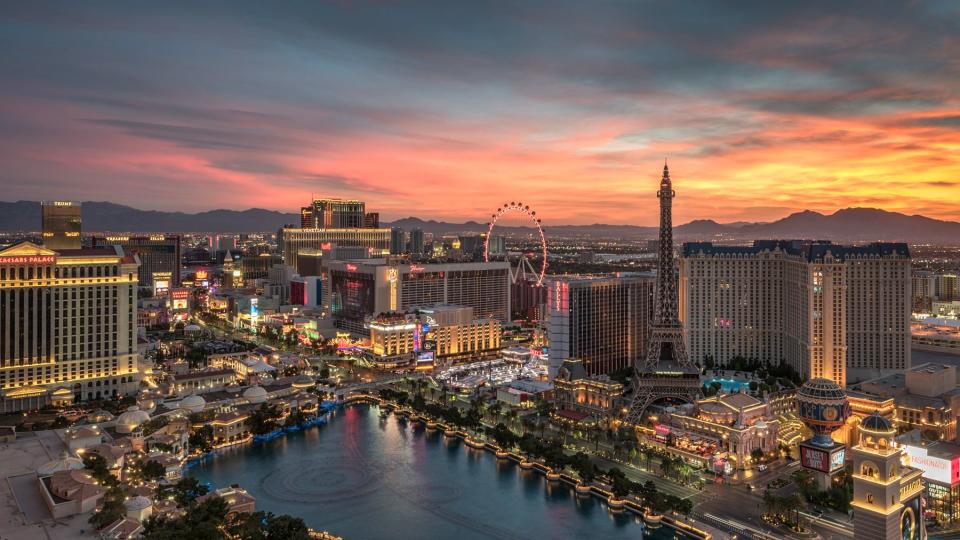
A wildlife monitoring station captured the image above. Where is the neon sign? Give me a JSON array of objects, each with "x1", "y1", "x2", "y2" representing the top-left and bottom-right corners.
[
  {"x1": 0, "y1": 256, "x2": 55, "y2": 265},
  {"x1": 409, "y1": 264, "x2": 426, "y2": 273},
  {"x1": 345, "y1": 264, "x2": 358, "y2": 272}
]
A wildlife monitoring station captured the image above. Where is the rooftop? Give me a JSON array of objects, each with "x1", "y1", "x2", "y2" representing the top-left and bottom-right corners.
[{"x1": 683, "y1": 240, "x2": 910, "y2": 261}]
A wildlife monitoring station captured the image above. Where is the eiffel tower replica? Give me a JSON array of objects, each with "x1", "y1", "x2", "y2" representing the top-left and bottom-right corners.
[{"x1": 625, "y1": 163, "x2": 702, "y2": 425}]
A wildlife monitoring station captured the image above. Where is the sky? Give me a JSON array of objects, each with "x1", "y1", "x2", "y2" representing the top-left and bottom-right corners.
[{"x1": 1, "y1": 1, "x2": 958, "y2": 226}]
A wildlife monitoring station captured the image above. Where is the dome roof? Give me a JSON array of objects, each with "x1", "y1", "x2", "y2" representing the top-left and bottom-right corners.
[
  {"x1": 179, "y1": 394, "x2": 206, "y2": 413},
  {"x1": 185, "y1": 324, "x2": 202, "y2": 332},
  {"x1": 138, "y1": 398, "x2": 157, "y2": 413},
  {"x1": 292, "y1": 375, "x2": 315, "y2": 389},
  {"x1": 37, "y1": 451, "x2": 85, "y2": 476},
  {"x1": 87, "y1": 409, "x2": 115, "y2": 423},
  {"x1": 124, "y1": 496, "x2": 153, "y2": 511},
  {"x1": 116, "y1": 406, "x2": 151, "y2": 434},
  {"x1": 860, "y1": 412, "x2": 894, "y2": 433},
  {"x1": 242, "y1": 385, "x2": 267, "y2": 404},
  {"x1": 797, "y1": 378, "x2": 847, "y2": 401}
]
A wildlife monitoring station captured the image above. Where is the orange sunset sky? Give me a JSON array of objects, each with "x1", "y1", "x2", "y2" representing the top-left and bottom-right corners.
[{"x1": 1, "y1": 2, "x2": 958, "y2": 225}]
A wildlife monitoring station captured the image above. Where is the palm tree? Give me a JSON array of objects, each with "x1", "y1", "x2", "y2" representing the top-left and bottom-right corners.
[
  {"x1": 535, "y1": 399, "x2": 554, "y2": 437},
  {"x1": 506, "y1": 409, "x2": 519, "y2": 433},
  {"x1": 487, "y1": 402, "x2": 503, "y2": 424},
  {"x1": 677, "y1": 460, "x2": 693, "y2": 485},
  {"x1": 659, "y1": 455, "x2": 676, "y2": 480}
]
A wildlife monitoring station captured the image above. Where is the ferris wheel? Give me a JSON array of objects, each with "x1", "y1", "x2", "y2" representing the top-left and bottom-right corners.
[{"x1": 484, "y1": 202, "x2": 548, "y2": 286}]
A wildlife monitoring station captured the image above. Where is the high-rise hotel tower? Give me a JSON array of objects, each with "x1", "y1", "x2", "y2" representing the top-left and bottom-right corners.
[
  {"x1": 680, "y1": 240, "x2": 911, "y2": 386},
  {"x1": 0, "y1": 242, "x2": 141, "y2": 412}
]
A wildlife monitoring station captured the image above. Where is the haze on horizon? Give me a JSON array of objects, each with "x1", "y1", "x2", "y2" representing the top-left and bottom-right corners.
[{"x1": 1, "y1": 2, "x2": 958, "y2": 226}]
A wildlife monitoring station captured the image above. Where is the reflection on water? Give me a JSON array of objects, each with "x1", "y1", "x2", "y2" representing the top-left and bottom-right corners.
[{"x1": 189, "y1": 405, "x2": 691, "y2": 540}]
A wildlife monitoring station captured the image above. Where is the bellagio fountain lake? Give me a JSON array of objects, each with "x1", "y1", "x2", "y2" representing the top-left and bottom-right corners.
[{"x1": 188, "y1": 404, "x2": 695, "y2": 540}]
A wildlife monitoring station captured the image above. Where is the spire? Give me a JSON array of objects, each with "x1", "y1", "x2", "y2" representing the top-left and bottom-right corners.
[{"x1": 663, "y1": 158, "x2": 669, "y2": 177}]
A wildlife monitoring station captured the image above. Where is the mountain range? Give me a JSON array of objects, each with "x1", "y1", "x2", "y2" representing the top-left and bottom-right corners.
[{"x1": 1, "y1": 201, "x2": 958, "y2": 243}]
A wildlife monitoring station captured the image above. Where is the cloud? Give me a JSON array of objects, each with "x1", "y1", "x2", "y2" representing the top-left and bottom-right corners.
[{"x1": 0, "y1": 1, "x2": 958, "y2": 222}]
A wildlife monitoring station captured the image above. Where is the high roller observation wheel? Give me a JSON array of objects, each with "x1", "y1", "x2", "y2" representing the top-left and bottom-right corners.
[{"x1": 484, "y1": 202, "x2": 548, "y2": 286}]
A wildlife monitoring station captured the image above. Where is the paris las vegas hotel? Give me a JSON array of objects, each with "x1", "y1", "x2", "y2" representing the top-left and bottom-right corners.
[{"x1": 0, "y1": 202, "x2": 140, "y2": 412}]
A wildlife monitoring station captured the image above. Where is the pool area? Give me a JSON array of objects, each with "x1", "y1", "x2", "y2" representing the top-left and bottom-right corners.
[
  {"x1": 189, "y1": 404, "x2": 696, "y2": 540},
  {"x1": 703, "y1": 377, "x2": 751, "y2": 393}
]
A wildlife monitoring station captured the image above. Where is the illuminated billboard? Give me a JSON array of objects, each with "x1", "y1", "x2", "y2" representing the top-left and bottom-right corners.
[
  {"x1": 903, "y1": 444, "x2": 960, "y2": 485},
  {"x1": 800, "y1": 442, "x2": 846, "y2": 474}
]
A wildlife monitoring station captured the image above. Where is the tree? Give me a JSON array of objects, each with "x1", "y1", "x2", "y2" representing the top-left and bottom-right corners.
[
  {"x1": 228, "y1": 511, "x2": 312, "y2": 540},
  {"x1": 158, "y1": 477, "x2": 210, "y2": 508},
  {"x1": 751, "y1": 447, "x2": 765, "y2": 464},
  {"x1": 488, "y1": 423, "x2": 516, "y2": 450},
  {"x1": 535, "y1": 399, "x2": 554, "y2": 437},
  {"x1": 89, "y1": 486, "x2": 126, "y2": 530},
  {"x1": 190, "y1": 425, "x2": 214, "y2": 454},
  {"x1": 82, "y1": 453, "x2": 115, "y2": 486},
  {"x1": 140, "y1": 459, "x2": 167, "y2": 481},
  {"x1": 143, "y1": 497, "x2": 230, "y2": 540},
  {"x1": 249, "y1": 403, "x2": 282, "y2": 435},
  {"x1": 610, "y1": 475, "x2": 632, "y2": 500}
]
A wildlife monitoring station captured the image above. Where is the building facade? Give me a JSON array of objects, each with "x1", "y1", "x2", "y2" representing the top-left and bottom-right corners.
[
  {"x1": 299, "y1": 198, "x2": 366, "y2": 229},
  {"x1": 409, "y1": 228, "x2": 425, "y2": 255},
  {"x1": 92, "y1": 235, "x2": 182, "y2": 288},
  {"x1": 390, "y1": 227, "x2": 405, "y2": 255},
  {"x1": 41, "y1": 201, "x2": 82, "y2": 251},
  {"x1": 239, "y1": 254, "x2": 283, "y2": 284},
  {"x1": 0, "y1": 242, "x2": 140, "y2": 412},
  {"x1": 847, "y1": 363, "x2": 960, "y2": 443},
  {"x1": 281, "y1": 228, "x2": 390, "y2": 273},
  {"x1": 851, "y1": 414, "x2": 926, "y2": 540},
  {"x1": 326, "y1": 259, "x2": 511, "y2": 334},
  {"x1": 367, "y1": 305, "x2": 501, "y2": 368},
  {"x1": 546, "y1": 273, "x2": 654, "y2": 376},
  {"x1": 680, "y1": 240, "x2": 911, "y2": 386},
  {"x1": 662, "y1": 392, "x2": 781, "y2": 470}
]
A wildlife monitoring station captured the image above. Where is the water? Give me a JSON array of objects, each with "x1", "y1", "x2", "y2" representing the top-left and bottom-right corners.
[
  {"x1": 702, "y1": 377, "x2": 750, "y2": 393},
  {"x1": 189, "y1": 405, "x2": 692, "y2": 540}
]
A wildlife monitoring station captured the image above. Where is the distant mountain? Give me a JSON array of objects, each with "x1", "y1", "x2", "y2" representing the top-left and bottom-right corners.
[
  {"x1": 736, "y1": 208, "x2": 960, "y2": 243},
  {"x1": 384, "y1": 210, "x2": 960, "y2": 242},
  {"x1": 0, "y1": 201, "x2": 957, "y2": 242},
  {"x1": 0, "y1": 201, "x2": 299, "y2": 233}
]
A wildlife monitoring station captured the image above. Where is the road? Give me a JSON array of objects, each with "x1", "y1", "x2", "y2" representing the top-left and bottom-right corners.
[{"x1": 688, "y1": 461, "x2": 854, "y2": 540}]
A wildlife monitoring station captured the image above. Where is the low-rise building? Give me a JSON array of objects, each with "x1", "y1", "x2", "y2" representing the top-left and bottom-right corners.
[
  {"x1": 495, "y1": 380, "x2": 553, "y2": 407},
  {"x1": 170, "y1": 369, "x2": 235, "y2": 395},
  {"x1": 912, "y1": 321, "x2": 960, "y2": 356},
  {"x1": 66, "y1": 426, "x2": 103, "y2": 453},
  {"x1": 367, "y1": 305, "x2": 501, "y2": 368},
  {"x1": 210, "y1": 407, "x2": 251, "y2": 446},
  {"x1": 38, "y1": 469, "x2": 105, "y2": 519},
  {"x1": 847, "y1": 362, "x2": 960, "y2": 442},
  {"x1": 897, "y1": 434, "x2": 960, "y2": 527},
  {"x1": 553, "y1": 360, "x2": 625, "y2": 417},
  {"x1": 197, "y1": 486, "x2": 256, "y2": 518},
  {"x1": 660, "y1": 392, "x2": 781, "y2": 470}
]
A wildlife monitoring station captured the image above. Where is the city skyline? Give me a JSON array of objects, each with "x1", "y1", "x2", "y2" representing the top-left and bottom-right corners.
[{"x1": 2, "y1": 2, "x2": 959, "y2": 225}]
